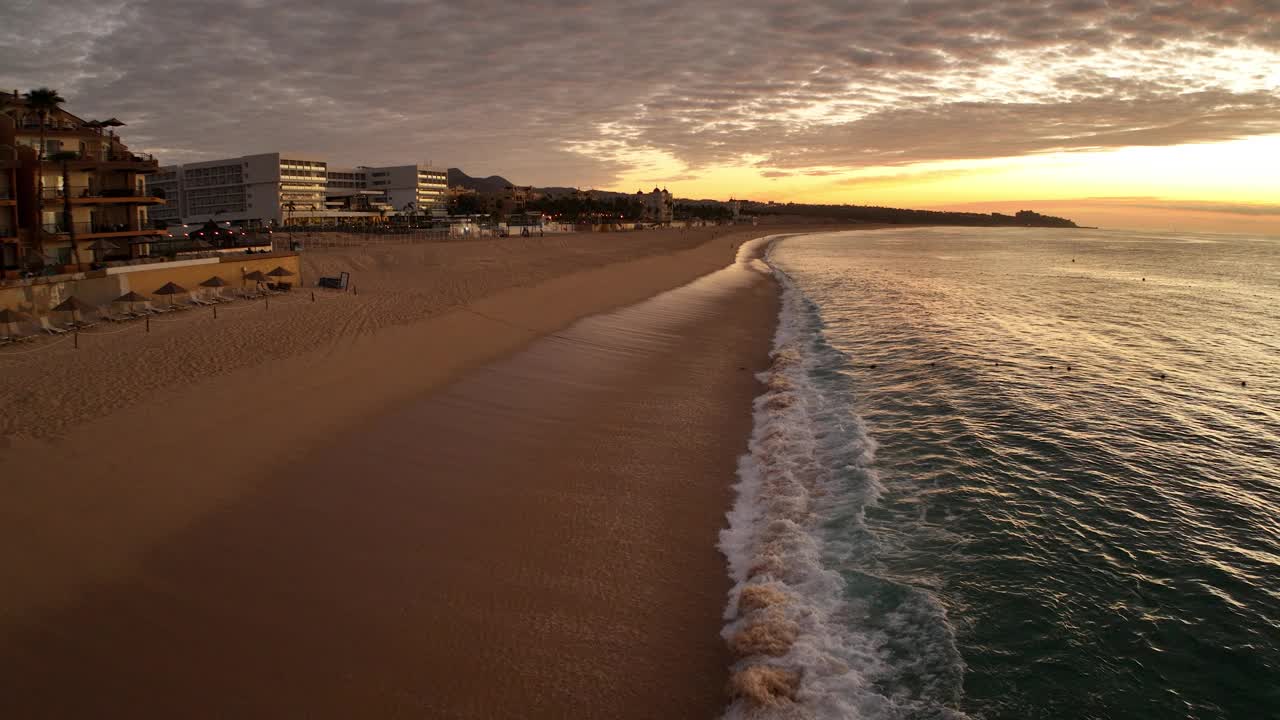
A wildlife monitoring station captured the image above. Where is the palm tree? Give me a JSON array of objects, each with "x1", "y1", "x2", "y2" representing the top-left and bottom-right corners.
[
  {"x1": 23, "y1": 88, "x2": 66, "y2": 160},
  {"x1": 22, "y1": 89, "x2": 66, "y2": 270}
]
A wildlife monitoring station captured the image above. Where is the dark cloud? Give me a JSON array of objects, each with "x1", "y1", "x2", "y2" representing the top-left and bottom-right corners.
[{"x1": 1, "y1": 0, "x2": 1276, "y2": 186}]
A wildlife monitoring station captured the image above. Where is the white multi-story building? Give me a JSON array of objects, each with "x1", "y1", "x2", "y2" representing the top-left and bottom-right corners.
[
  {"x1": 147, "y1": 152, "x2": 329, "y2": 226},
  {"x1": 362, "y1": 165, "x2": 448, "y2": 216},
  {"x1": 325, "y1": 164, "x2": 448, "y2": 215},
  {"x1": 148, "y1": 166, "x2": 182, "y2": 225},
  {"x1": 149, "y1": 154, "x2": 448, "y2": 225},
  {"x1": 638, "y1": 187, "x2": 674, "y2": 224}
]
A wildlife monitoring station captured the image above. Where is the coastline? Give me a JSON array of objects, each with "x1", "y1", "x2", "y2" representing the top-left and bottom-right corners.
[{"x1": 0, "y1": 226, "x2": 844, "y2": 716}]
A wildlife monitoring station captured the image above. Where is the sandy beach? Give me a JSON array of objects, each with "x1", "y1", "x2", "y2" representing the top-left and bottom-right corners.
[{"x1": 0, "y1": 223, "x2": 851, "y2": 717}]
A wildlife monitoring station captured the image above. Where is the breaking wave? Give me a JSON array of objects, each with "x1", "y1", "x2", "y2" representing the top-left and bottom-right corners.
[{"x1": 718, "y1": 250, "x2": 967, "y2": 720}]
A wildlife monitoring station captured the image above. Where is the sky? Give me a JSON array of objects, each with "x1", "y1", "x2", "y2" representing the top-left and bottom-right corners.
[{"x1": 2, "y1": 0, "x2": 1277, "y2": 233}]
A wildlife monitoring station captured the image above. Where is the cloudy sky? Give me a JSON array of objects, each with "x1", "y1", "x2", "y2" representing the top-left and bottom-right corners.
[{"x1": 3, "y1": 0, "x2": 1277, "y2": 231}]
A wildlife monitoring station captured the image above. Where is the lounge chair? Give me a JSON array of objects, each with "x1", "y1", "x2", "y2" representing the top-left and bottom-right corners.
[
  {"x1": 38, "y1": 317, "x2": 68, "y2": 335},
  {"x1": 99, "y1": 307, "x2": 133, "y2": 323}
]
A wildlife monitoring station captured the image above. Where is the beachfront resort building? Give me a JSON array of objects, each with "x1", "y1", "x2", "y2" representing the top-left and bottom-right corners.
[
  {"x1": 363, "y1": 165, "x2": 448, "y2": 216},
  {"x1": 149, "y1": 157, "x2": 448, "y2": 227},
  {"x1": 147, "y1": 153, "x2": 330, "y2": 227},
  {"x1": 326, "y1": 165, "x2": 449, "y2": 216},
  {"x1": 1, "y1": 92, "x2": 164, "y2": 275},
  {"x1": 637, "y1": 187, "x2": 674, "y2": 224}
]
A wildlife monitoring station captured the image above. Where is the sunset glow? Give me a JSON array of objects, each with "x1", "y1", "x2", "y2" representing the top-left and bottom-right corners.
[{"x1": 3, "y1": 0, "x2": 1277, "y2": 232}]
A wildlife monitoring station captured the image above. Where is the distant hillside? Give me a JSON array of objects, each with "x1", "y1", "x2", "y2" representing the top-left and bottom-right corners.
[
  {"x1": 739, "y1": 201, "x2": 1079, "y2": 228},
  {"x1": 447, "y1": 168, "x2": 514, "y2": 193},
  {"x1": 450, "y1": 170, "x2": 637, "y2": 200},
  {"x1": 539, "y1": 186, "x2": 634, "y2": 200}
]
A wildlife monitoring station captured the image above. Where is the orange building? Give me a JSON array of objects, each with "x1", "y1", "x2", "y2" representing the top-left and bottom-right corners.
[{"x1": 1, "y1": 91, "x2": 164, "y2": 278}]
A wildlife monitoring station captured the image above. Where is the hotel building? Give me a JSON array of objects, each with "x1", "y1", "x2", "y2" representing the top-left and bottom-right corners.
[
  {"x1": 363, "y1": 165, "x2": 448, "y2": 216},
  {"x1": 637, "y1": 187, "x2": 674, "y2": 224},
  {"x1": 149, "y1": 157, "x2": 448, "y2": 227},
  {"x1": 149, "y1": 153, "x2": 329, "y2": 227},
  {"x1": 1, "y1": 93, "x2": 164, "y2": 274}
]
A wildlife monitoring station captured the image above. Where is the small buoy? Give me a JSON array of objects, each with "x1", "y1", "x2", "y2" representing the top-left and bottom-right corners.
[
  {"x1": 1067, "y1": 365, "x2": 1072, "y2": 371},
  {"x1": 868, "y1": 364, "x2": 878, "y2": 369},
  {"x1": 1071, "y1": 258, "x2": 1075, "y2": 263},
  {"x1": 1142, "y1": 278, "x2": 1146, "y2": 282},
  {"x1": 1159, "y1": 373, "x2": 1166, "y2": 380},
  {"x1": 1241, "y1": 380, "x2": 1247, "y2": 387}
]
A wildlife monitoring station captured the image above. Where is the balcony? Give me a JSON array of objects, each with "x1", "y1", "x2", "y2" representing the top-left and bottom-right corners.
[
  {"x1": 40, "y1": 150, "x2": 159, "y2": 173},
  {"x1": 40, "y1": 185, "x2": 165, "y2": 204},
  {"x1": 40, "y1": 221, "x2": 166, "y2": 238},
  {"x1": 17, "y1": 122, "x2": 106, "y2": 137}
]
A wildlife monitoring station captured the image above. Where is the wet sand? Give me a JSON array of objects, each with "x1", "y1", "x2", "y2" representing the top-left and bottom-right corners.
[{"x1": 1, "y1": 233, "x2": 792, "y2": 717}]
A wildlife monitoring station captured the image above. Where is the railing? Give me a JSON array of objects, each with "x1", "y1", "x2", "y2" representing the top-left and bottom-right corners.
[
  {"x1": 40, "y1": 150, "x2": 158, "y2": 165},
  {"x1": 40, "y1": 186, "x2": 154, "y2": 200},
  {"x1": 19, "y1": 122, "x2": 103, "y2": 134},
  {"x1": 41, "y1": 221, "x2": 147, "y2": 235},
  {"x1": 90, "y1": 222, "x2": 145, "y2": 234}
]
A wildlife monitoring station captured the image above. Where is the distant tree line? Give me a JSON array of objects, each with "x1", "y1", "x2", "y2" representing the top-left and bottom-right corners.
[
  {"x1": 744, "y1": 202, "x2": 1078, "y2": 228},
  {"x1": 529, "y1": 194, "x2": 646, "y2": 222},
  {"x1": 674, "y1": 203, "x2": 734, "y2": 221}
]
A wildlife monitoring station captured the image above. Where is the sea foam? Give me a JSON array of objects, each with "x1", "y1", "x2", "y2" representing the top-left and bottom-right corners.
[{"x1": 719, "y1": 242, "x2": 967, "y2": 720}]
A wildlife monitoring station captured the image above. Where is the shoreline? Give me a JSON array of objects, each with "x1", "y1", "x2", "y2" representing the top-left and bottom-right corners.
[{"x1": 0, "y1": 225, "x2": 858, "y2": 716}]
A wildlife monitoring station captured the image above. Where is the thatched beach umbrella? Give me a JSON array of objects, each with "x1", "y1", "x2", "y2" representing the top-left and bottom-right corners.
[
  {"x1": 114, "y1": 290, "x2": 149, "y2": 313},
  {"x1": 52, "y1": 296, "x2": 92, "y2": 324},
  {"x1": 87, "y1": 238, "x2": 120, "y2": 263},
  {"x1": 266, "y1": 266, "x2": 294, "y2": 289},
  {"x1": 242, "y1": 270, "x2": 267, "y2": 292},
  {"x1": 0, "y1": 307, "x2": 26, "y2": 337},
  {"x1": 153, "y1": 282, "x2": 187, "y2": 307},
  {"x1": 199, "y1": 276, "x2": 228, "y2": 300}
]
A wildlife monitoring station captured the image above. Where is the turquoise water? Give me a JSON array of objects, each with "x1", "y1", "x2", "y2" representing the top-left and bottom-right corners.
[{"x1": 721, "y1": 227, "x2": 1280, "y2": 719}]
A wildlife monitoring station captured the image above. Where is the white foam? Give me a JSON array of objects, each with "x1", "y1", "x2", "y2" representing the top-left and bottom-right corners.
[{"x1": 718, "y1": 240, "x2": 968, "y2": 719}]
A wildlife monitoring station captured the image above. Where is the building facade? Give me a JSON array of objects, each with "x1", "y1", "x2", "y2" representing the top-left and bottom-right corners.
[
  {"x1": 151, "y1": 153, "x2": 330, "y2": 227},
  {"x1": 360, "y1": 165, "x2": 448, "y2": 216},
  {"x1": 147, "y1": 166, "x2": 182, "y2": 225},
  {"x1": 1, "y1": 93, "x2": 163, "y2": 275},
  {"x1": 150, "y1": 157, "x2": 448, "y2": 226},
  {"x1": 638, "y1": 187, "x2": 674, "y2": 224}
]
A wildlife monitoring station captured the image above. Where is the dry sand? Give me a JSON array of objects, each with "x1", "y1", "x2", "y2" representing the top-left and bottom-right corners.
[{"x1": 0, "y1": 223, "x2": 858, "y2": 717}]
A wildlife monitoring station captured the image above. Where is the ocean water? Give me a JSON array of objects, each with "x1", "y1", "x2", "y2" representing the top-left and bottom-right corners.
[{"x1": 720, "y1": 227, "x2": 1280, "y2": 719}]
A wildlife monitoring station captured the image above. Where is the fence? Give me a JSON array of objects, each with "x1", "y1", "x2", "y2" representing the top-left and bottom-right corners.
[{"x1": 291, "y1": 228, "x2": 469, "y2": 249}]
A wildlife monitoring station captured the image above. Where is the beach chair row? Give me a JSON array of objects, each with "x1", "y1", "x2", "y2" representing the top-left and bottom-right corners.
[{"x1": 1, "y1": 285, "x2": 295, "y2": 344}]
